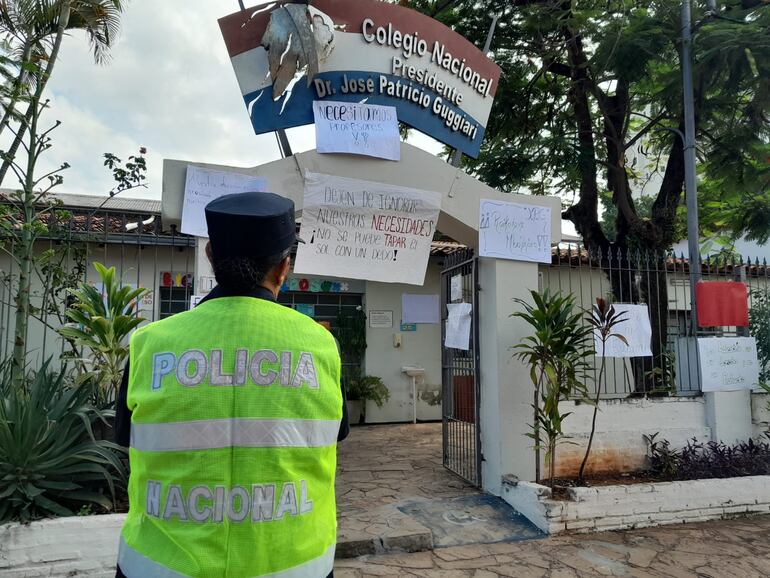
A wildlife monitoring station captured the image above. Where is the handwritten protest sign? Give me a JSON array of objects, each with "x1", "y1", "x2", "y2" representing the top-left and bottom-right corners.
[
  {"x1": 314, "y1": 101, "x2": 400, "y2": 161},
  {"x1": 479, "y1": 199, "x2": 551, "y2": 263},
  {"x1": 294, "y1": 172, "x2": 441, "y2": 285},
  {"x1": 698, "y1": 337, "x2": 759, "y2": 392},
  {"x1": 181, "y1": 165, "x2": 267, "y2": 237},
  {"x1": 594, "y1": 304, "x2": 652, "y2": 358}
]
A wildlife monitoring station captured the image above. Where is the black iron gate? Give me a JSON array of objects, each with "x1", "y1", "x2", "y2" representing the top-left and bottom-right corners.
[{"x1": 441, "y1": 248, "x2": 482, "y2": 486}]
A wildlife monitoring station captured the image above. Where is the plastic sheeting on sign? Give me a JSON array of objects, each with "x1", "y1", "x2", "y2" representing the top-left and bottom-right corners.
[
  {"x1": 479, "y1": 199, "x2": 551, "y2": 263},
  {"x1": 696, "y1": 281, "x2": 749, "y2": 327}
]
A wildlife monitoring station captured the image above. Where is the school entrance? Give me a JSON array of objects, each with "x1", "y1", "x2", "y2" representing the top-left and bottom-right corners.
[{"x1": 440, "y1": 248, "x2": 482, "y2": 487}]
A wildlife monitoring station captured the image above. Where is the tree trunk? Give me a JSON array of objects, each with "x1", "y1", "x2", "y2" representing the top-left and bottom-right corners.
[{"x1": 9, "y1": 3, "x2": 72, "y2": 384}]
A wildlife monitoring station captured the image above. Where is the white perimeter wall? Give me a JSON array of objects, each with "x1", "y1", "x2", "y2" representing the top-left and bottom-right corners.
[
  {"x1": 553, "y1": 397, "x2": 710, "y2": 477},
  {"x1": 752, "y1": 393, "x2": 770, "y2": 440}
]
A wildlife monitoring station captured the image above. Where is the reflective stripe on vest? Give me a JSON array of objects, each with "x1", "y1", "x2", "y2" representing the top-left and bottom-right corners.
[
  {"x1": 130, "y1": 418, "x2": 339, "y2": 452},
  {"x1": 118, "y1": 538, "x2": 336, "y2": 578}
]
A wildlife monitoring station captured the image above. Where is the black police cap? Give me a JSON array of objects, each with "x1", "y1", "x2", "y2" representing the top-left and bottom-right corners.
[{"x1": 204, "y1": 191, "x2": 303, "y2": 260}]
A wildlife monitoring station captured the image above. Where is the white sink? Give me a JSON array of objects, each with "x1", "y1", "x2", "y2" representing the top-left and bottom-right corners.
[
  {"x1": 401, "y1": 367, "x2": 425, "y2": 423},
  {"x1": 401, "y1": 366, "x2": 425, "y2": 378}
]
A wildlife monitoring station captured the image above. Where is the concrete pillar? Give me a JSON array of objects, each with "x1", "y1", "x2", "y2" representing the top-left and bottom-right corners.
[
  {"x1": 195, "y1": 237, "x2": 215, "y2": 294},
  {"x1": 478, "y1": 257, "x2": 541, "y2": 496},
  {"x1": 705, "y1": 390, "x2": 753, "y2": 444}
]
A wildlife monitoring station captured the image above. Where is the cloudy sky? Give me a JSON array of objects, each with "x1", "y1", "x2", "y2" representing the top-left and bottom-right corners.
[{"x1": 36, "y1": 1, "x2": 440, "y2": 200}]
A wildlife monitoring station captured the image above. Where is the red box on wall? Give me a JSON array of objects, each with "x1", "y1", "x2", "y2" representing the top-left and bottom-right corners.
[{"x1": 696, "y1": 281, "x2": 749, "y2": 327}]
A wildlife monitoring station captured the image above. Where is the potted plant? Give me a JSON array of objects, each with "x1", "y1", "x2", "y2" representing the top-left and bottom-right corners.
[{"x1": 343, "y1": 369, "x2": 390, "y2": 425}]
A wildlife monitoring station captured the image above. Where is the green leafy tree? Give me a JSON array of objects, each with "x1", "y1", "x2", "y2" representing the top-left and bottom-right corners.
[
  {"x1": 409, "y1": 0, "x2": 770, "y2": 389},
  {"x1": 0, "y1": 1, "x2": 144, "y2": 385},
  {"x1": 59, "y1": 262, "x2": 147, "y2": 407},
  {"x1": 750, "y1": 290, "x2": 770, "y2": 385}
]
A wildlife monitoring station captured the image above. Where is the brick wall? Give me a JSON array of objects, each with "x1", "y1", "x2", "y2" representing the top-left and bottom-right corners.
[
  {"x1": 503, "y1": 476, "x2": 770, "y2": 535},
  {"x1": 0, "y1": 514, "x2": 125, "y2": 578}
]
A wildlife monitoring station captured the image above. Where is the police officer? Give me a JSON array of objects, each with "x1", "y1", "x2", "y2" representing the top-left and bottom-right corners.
[{"x1": 114, "y1": 192, "x2": 348, "y2": 578}]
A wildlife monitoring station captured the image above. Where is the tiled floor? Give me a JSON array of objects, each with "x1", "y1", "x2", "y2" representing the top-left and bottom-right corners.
[
  {"x1": 335, "y1": 423, "x2": 478, "y2": 557},
  {"x1": 335, "y1": 515, "x2": 770, "y2": 577}
]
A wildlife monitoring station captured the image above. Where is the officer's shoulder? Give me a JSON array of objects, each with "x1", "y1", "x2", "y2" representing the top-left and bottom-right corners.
[{"x1": 132, "y1": 308, "x2": 196, "y2": 339}]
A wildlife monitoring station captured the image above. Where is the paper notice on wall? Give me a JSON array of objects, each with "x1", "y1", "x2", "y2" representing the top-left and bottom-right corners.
[
  {"x1": 698, "y1": 337, "x2": 759, "y2": 392},
  {"x1": 479, "y1": 199, "x2": 551, "y2": 263},
  {"x1": 190, "y1": 295, "x2": 204, "y2": 309},
  {"x1": 402, "y1": 294, "x2": 440, "y2": 324},
  {"x1": 294, "y1": 172, "x2": 441, "y2": 285},
  {"x1": 445, "y1": 302, "x2": 473, "y2": 351},
  {"x1": 314, "y1": 101, "x2": 400, "y2": 161},
  {"x1": 369, "y1": 310, "x2": 394, "y2": 328},
  {"x1": 594, "y1": 304, "x2": 652, "y2": 358},
  {"x1": 451, "y1": 275, "x2": 463, "y2": 302},
  {"x1": 181, "y1": 165, "x2": 267, "y2": 238}
]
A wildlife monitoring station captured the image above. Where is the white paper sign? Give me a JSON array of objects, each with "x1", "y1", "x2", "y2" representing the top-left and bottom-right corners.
[
  {"x1": 594, "y1": 304, "x2": 653, "y2": 358},
  {"x1": 445, "y1": 302, "x2": 473, "y2": 350},
  {"x1": 698, "y1": 337, "x2": 759, "y2": 392},
  {"x1": 369, "y1": 310, "x2": 393, "y2": 329},
  {"x1": 402, "y1": 294, "x2": 440, "y2": 324},
  {"x1": 294, "y1": 172, "x2": 441, "y2": 285},
  {"x1": 479, "y1": 199, "x2": 551, "y2": 263},
  {"x1": 181, "y1": 166, "x2": 268, "y2": 238},
  {"x1": 313, "y1": 101, "x2": 400, "y2": 161},
  {"x1": 190, "y1": 295, "x2": 204, "y2": 309},
  {"x1": 451, "y1": 275, "x2": 463, "y2": 302}
]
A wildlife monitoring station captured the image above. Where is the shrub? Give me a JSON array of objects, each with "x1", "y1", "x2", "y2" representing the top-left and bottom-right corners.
[
  {"x1": 512, "y1": 289, "x2": 592, "y2": 487},
  {"x1": 59, "y1": 262, "x2": 147, "y2": 407},
  {"x1": 0, "y1": 361, "x2": 127, "y2": 523},
  {"x1": 644, "y1": 433, "x2": 770, "y2": 481},
  {"x1": 345, "y1": 370, "x2": 390, "y2": 408}
]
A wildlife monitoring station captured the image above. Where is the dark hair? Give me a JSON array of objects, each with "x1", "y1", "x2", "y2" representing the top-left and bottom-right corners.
[{"x1": 211, "y1": 249, "x2": 291, "y2": 292}]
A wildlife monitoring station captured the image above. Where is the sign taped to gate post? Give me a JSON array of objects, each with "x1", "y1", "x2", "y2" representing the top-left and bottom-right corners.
[
  {"x1": 698, "y1": 337, "x2": 759, "y2": 392},
  {"x1": 294, "y1": 172, "x2": 441, "y2": 285},
  {"x1": 479, "y1": 199, "x2": 552, "y2": 264}
]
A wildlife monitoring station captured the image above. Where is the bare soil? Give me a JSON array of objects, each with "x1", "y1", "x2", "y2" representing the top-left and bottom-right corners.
[{"x1": 548, "y1": 471, "x2": 660, "y2": 500}]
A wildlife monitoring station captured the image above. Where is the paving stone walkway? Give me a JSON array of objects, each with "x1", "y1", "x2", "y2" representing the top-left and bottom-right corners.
[
  {"x1": 336, "y1": 423, "x2": 478, "y2": 557},
  {"x1": 334, "y1": 515, "x2": 770, "y2": 577}
]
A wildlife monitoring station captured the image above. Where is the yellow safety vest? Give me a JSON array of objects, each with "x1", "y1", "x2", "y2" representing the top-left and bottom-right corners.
[{"x1": 118, "y1": 296, "x2": 342, "y2": 577}]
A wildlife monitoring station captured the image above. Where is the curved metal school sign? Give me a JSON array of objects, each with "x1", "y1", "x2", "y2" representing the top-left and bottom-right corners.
[{"x1": 219, "y1": 0, "x2": 501, "y2": 158}]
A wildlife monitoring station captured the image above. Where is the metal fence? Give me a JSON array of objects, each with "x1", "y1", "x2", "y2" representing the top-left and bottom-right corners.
[
  {"x1": 0, "y1": 202, "x2": 197, "y2": 367},
  {"x1": 0, "y1": 200, "x2": 370, "y2": 379},
  {"x1": 541, "y1": 244, "x2": 770, "y2": 398}
]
